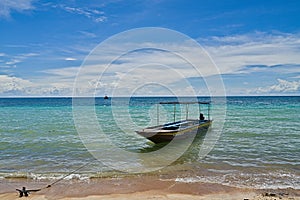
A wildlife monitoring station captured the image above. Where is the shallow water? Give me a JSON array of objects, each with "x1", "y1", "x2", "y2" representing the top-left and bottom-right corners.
[{"x1": 0, "y1": 96, "x2": 299, "y2": 189}]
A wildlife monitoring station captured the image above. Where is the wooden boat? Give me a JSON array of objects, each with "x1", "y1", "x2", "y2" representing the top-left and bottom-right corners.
[{"x1": 136, "y1": 101, "x2": 212, "y2": 144}]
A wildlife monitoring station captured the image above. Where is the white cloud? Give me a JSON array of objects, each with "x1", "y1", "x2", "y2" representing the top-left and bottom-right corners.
[
  {"x1": 5, "y1": 59, "x2": 21, "y2": 65},
  {"x1": 78, "y1": 31, "x2": 97, "y2": 38},
  {"x1": 52, "y1": 4, "x2": 106, "y2": 23},
  {"x1": 0, "y1": 75, "x2": 33, "y2": 94},
  {"x1": 0, "y1": 0, "x2": 33, "y2": 18},
  {"x1": 201, "y1": 32, "x2": 300, "y2": 75},
  {"x1": 236, "y1": 64, "x2": 300, "y2": 75},
  {"x1": 42, "y1": 66, "x2": 79, "y2": 77},
  {"x1": 94, "y1": 16, "x2": 107, "y2": 23},
  {"x1": 20, "y1": 53, "x2": 39, "y2": 57},
  {"x1": 0, "y1": 75, "x2": 74, "y2": 96},
  {"x1": 65, "y1": 57, "x2": 77, "y2": 61},
  {"x1": 1, "y1": 52, "x2": 39, "y2": 68},
  {"x1": 255, "y1": 79, "x2": 300, "y2": 93}
]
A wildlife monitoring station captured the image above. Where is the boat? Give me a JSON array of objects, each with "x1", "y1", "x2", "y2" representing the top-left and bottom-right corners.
[
  {"x1": 136, "y1": 101, "x2": 212, "y2": 144},
  {"x1": 104, "y1": 95, "x2": 109, "y2": 99}
]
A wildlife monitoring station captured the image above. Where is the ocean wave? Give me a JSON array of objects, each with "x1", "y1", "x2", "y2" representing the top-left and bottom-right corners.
[
  {"x1": 1, "y1": 169, "x2": 299, "y2": 190},
  {"x1": 0, "y1": 172, "x2": 90, "y2": 181},
  {"x1": 174, "y1": 170, "x2": 300, "y2": 189}
]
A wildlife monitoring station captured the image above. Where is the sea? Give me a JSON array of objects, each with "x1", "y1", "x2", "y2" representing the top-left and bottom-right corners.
[{"x1": 0, "y1": 96, "x2": 299, "y2": 189}]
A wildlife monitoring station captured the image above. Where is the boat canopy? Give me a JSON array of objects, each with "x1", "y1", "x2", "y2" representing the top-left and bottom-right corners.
[{"x1": 156, "y1": 101, "x2": 211, "y2": 124}]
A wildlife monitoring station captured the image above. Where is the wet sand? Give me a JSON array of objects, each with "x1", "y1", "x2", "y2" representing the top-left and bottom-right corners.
[{"x1": 1, "y1": 176, "x2": 299, "y2": 200}]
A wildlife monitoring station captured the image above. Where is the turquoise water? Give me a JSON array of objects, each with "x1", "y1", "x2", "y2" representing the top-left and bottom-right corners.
[{"x1": 0, "y1": 96, "x2": 299, "y2": 189}]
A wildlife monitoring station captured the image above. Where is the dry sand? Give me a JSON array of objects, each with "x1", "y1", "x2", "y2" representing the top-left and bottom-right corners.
[
  {"x1": 1, "y1": 190, "x2": 300, "y2": 200},
  {"x1": 1, "y1": 176, "x2": 299, "y2": 200}
]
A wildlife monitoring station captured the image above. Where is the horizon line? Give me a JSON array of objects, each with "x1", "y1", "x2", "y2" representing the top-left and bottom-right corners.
[{"x1": 0, "y1": 95, "x2": 299, "y2": 98}]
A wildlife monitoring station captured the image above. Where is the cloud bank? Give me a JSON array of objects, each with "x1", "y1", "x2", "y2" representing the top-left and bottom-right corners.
[
  {"x1": 256, "y1": 79, "x2": 300, "y2": 93},
  {"x1": 202, "y1": 32, "x2": 300, "y2": 74},
  {"x1": 1, "y1": 32, "x2": 299, "y2": 96}
]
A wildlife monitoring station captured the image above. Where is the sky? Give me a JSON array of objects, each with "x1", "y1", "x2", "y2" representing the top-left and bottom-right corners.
[{"x1": 0, "y1": 0, "x2": 300, "y2": 96}]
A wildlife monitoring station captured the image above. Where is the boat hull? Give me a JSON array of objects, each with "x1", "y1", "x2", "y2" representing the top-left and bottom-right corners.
[{"x1": 136, "y1": 120, "x2": 212, "y2": 144}]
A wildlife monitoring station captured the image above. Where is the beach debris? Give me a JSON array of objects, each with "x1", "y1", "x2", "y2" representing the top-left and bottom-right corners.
[
  {"x1": 260, "y1": 191, "x2": 293, "y2": 200},
  {"x1": 264, "y1": 192, "x2": 277, "y2": 197},
  {"x1": 16, "y1": 187, "x2": 40, "y2": 197}
]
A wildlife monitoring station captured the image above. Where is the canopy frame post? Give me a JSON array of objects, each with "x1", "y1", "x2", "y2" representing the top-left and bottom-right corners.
[
  {"x1": 186, "y1": 104, "x2": 189, "y2": 120},
  {"x1": 157, "y1": 104, "x2": 159, "y2": 125},
  {"x1": 173, "y1": 104, "x2": 176, "y2": 122}
]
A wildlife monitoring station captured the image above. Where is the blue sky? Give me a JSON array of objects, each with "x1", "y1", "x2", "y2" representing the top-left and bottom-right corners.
[{"x1": 0, "y1": 0, "x2": 300, "y2": 96}]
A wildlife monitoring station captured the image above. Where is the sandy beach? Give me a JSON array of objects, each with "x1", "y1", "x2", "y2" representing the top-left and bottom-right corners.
[{"x1": 1, "y1": 176, "x2": 299, "y2": 200}]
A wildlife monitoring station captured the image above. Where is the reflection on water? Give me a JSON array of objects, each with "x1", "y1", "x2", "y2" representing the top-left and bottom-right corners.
[{"x1": 138, "y1": 126, "x2": 209, "y2": 164}]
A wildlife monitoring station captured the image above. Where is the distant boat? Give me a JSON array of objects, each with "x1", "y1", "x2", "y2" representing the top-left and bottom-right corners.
[
  {"x1": 136, "y1": 101, "x2": 212, "y2": 144},
  {"x1": 104, "y1": 95, "x2": 109, "y2": 99}
]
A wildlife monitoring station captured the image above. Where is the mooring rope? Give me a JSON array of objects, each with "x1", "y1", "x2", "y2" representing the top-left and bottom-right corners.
[{"x1": 43, "y1": 162, "x2": 90, "y2": 189}]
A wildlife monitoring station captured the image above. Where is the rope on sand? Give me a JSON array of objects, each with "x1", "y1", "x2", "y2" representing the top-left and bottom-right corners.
[{"x1": 43, "y1": 163, "x2": 90, "y2": 189}]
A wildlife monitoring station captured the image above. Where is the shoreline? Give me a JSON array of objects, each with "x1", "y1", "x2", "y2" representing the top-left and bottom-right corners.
[{"x1": 1, "y1": 176, "x2": 299, "y2": 200}]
